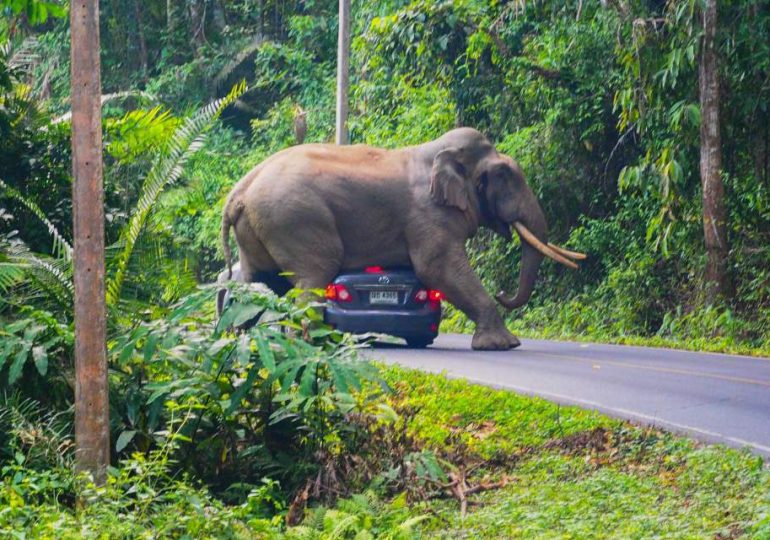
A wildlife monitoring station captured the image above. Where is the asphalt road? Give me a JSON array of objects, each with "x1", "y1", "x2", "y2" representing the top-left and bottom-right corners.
[{"x1": 365, "y1": 334, "x2": 770, "y2": 457}]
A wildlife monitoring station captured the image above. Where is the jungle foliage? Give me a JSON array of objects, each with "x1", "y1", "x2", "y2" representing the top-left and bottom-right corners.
[
  {"x1": 3, "y1": 1, "x2": 769, "y2": 349},
  {"x1": 1, "y1": 0, "x2": 770, "y2": 537}
]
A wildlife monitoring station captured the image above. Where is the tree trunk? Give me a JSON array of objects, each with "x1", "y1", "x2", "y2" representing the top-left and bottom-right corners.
[
  {"x1": 699, "y1": 0, "x2": 731, "y2": 300},
  {"x1": 189, "y1": 0, "x2": 206, "y2": 54},
  {"x1": 133, "y1": 0, "x2": 148, "y2": 79},
  {"x1": 70, "y1": 0, "x2": 109, "y2": 485},
  {"x1": 259, "y1": 0, "x2": 264, "y2": 35},
  {"x1": 212, "y1": 0, "x2": 226, "y2": 35},
  {"x1": 167, "y1": 0, "x2": 176, "y2": 35}
]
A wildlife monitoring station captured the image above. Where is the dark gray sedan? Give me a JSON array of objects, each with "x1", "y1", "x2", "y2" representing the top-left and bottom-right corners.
[{"x1": 324, "y1": 266, "x2": 442, "y2": 348}]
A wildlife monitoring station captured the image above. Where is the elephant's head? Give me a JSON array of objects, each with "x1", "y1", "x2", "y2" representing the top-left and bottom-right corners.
[{"x1": 428, "y1": 128, "x2": 585, "y2": 310}]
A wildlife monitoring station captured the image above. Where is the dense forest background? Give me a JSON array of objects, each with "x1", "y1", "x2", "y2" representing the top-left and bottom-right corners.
[
  {"x1": 1, "y1": 1, "x2": 770, "y2": 536},
  {"x1": 3, "y1": 0, "x2": 769, "y2": 352}
]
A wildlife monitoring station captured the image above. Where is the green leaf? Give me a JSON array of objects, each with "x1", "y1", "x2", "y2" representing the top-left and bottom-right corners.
[
  {"x1": 115, "y1": 430, "x2": 137, "y2": 452},
  {"x1": 143, "y1": 332, "x2": 160, "y2": 362},
  {"x1": 31, "y1": 345, "x2": 47, "y2": 376},
  {"x1": 225, "y1": 366, "x2": 260, "y2": 416},
  {"x1": 0, "y1": 338, "x2": 16, "y2": 371},
  {"x1": 8, "y1": 345, "x2": 30, "y2": 384},
  {"x1": 254, "y1": 334, "x2": 276, "y2": 372},
  {"x1": 299, "y1": 363, "x2": 317, "y2": 397},
  {"x1": 233, "y1": 304, "x2": 264, "y2": 327},
  {"x1": 236, "y1": 334, "x2": 252, "y2": 366}
]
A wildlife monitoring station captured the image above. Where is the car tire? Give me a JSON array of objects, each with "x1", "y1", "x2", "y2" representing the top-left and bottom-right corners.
[{"x1": 406, "y1": 337, "x2": 433, "y2": 348}]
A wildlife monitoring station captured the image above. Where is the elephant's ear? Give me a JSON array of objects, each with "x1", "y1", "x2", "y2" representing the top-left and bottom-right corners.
[{"x1": 430, "y1": 147, "x2": 471, "y2": 213}]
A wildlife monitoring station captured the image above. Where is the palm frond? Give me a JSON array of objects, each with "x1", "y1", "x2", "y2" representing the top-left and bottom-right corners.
[
  {"x1": 106, "y1": 81, "x2": 247, "y2": 306},
  {"x1": 7, "y1": 37, "x2": 40, "y2": 71},
  {"x1": 213, "y1": 36, "x2": 265, "y2": 92},
  {"x1": 5, "y1": 249, "x2": 73, "y2": 311},
  {"x1": 0, "y1": 233, "x2": 25, "y2": 292},
  {"x1": 25, "y1": 254, "x2": 74, "y2": 297},
  {"x1": 51, "y1": 90, "x2": 156, "y2": 125},
  {"x1": 0, "y1": 178, "x2": 73, "y2": 262},
  {"x1": 0, "y1": 261, "x2": 25, "y2": 291}
]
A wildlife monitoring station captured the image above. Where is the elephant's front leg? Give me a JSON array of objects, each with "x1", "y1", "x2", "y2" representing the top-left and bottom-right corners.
[{"x1": 411, "y1": 245, "x2": 520, "y2": 351}]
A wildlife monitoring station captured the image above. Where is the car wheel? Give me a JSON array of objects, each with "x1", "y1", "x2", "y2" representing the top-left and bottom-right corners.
[{"x1": 406, "y1": 337, "x2": 433, "y2": 348}]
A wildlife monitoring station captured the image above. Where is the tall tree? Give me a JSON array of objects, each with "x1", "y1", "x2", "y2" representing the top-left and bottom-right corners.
[
  {"x1": 699, "y1": 0, "x2": 731, "y2": 300},
  {"x1": 70, "y1": 0, "x2": 109, "y2": 483}
]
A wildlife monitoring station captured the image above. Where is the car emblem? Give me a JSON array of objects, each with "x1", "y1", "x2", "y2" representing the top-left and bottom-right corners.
[{"x1": 378, "y1": 275, "x2": 390, "y2": 284}]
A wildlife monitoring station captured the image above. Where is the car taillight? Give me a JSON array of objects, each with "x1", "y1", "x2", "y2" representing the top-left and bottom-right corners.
[
  {"x1": 365, "y1": 266, "x2": 383, "y2": 273},
  {"x1": 415, "y1": 289, "x2": 444, "y2": 303},
  {"x1": 325, "y1": 284, "x2": 337, "y2": 300},
  {"x1": 326, "y1": 283, "x2": 352, "y2": 302},
  {"x1": 428, "y1": 289, "x2": 445, "y2": 302}
]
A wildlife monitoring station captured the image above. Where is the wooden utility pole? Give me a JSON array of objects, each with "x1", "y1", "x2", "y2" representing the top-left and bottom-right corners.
[
  {"x1": 335, "y1": 0, "x2": 351, "y2": 145},
  {"x1": 71, "y1": 0, "x2": 110, "y2": 484},
  {"x1": 699, "y1": 0, "x2": 731, "y2": 300}
]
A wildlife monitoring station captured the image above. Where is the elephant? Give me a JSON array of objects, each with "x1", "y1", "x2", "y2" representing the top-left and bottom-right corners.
[{"x1": 220, "y1": 127, "x2": 584, "y2": 350}]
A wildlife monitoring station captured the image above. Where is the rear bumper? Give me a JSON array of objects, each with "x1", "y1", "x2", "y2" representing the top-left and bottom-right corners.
[{"x1": 324, "y1": 304, "x2": 440, "y2": 339}]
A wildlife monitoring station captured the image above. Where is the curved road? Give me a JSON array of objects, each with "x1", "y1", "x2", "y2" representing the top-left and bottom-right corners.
[{"x1": 365, "y1": 334, "x2": 770, "y2": 457}]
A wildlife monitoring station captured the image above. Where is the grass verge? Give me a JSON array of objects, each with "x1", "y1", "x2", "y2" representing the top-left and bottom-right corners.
[{"x1": 385, "y1": 367, "x2": 769, "y2": 538}]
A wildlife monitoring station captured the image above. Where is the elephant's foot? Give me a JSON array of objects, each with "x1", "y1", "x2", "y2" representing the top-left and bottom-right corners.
[{"x1": 471, "y1": 328, "x2": 521, "y2": 350}]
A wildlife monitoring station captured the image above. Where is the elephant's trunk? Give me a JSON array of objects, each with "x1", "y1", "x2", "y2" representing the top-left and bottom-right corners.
[{"x1": 495, "y1": 205, "x2": 548, "y2": 310}]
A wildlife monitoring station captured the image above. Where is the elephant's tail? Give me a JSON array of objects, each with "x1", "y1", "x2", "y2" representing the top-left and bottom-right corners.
[
  {"x1": 221, "y1": 211, "x2": 234, "y2": 280},
  {"x1": 221, "y1": 193, "x2": 243, "y2": 280}
]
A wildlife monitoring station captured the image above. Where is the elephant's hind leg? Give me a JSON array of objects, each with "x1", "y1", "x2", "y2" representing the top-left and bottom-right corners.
[
  {"x1": 253, "y1": 271, "x2": 294, "y2": 296},
  {"x1": 261, "y1": 235, "x2": 343, "y2": 297}
]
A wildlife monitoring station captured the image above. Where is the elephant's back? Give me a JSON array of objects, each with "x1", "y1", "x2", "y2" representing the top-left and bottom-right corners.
[
  {"x1": 246, "y1": 143, "x2": 411, "y2": 198},
  {"x1": 243, "y1": 144, "x2": 415, "y2": 268},
  {"x1": 270, "y1": 143, "x2": 406, "y2": 179}
]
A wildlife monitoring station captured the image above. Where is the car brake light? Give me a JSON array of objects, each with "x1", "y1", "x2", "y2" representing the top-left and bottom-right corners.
[
  {"x1": 326, "y1": 283, "x2": 352, "y2": 302},
  {"x1": 428, "y1": 289, "x2": 444, "y2": 302},
  {"x1": 365, "y1": 266, "x2": 384, "y2": 273},
  {"x1": 414, "y1": 289, "x2": 428, "y2": 302},
  {"x1": 337, "y1": 286, "x2": 352, "y2": 302},
  {"x1": 415, "y1": 289, "x2": 444, "y2": 303}
]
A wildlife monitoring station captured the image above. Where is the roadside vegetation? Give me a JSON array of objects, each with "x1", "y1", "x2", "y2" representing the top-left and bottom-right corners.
[
  {"x1": 2, "y1": 0, "x2": 769, "y2": 538},
  {"x1": 3, "y1": 325, "x2": 769, "y2": 537}
]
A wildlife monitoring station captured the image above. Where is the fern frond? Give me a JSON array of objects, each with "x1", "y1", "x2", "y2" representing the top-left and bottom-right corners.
[
  {"x1": 397, "y1": 514, "x2": 430, "y2": 532},
  {"x1": 0, "y1": 178, "x2": 73, "y2": 262},
  {"x1": 327, "y1": 512, "x2": 359, "y2": 539},
  {"x1": 106, "y1": 81, "x2": 247, "y2": 306}
]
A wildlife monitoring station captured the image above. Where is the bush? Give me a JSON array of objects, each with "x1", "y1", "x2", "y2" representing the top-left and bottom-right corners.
[{"x1": 109, "y1": 285, "x2": 384, "y2": 496}]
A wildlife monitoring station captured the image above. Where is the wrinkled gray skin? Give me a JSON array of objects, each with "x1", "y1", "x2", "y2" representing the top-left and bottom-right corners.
[{"x1": 221, "y1": 128, "x2": 548, "y2": 350}]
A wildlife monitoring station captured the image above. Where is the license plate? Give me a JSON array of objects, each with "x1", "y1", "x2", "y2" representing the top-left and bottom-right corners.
[{"x1": 369, "y1": 291, "x2": 399, "y2": 305}]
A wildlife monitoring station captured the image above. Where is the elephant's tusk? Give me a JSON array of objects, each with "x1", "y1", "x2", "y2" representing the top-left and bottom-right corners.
[
  {"x1": 513, "y1": 222, "x2": 579, "y2": 270},
  {"x1": 547, "y1": 243, "x2": 587, "y2": 260}
]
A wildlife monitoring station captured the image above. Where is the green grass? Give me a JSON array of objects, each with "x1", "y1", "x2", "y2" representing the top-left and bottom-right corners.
[{"x1": 383, "y1": 367, "x2": 770, "y2": 539}]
